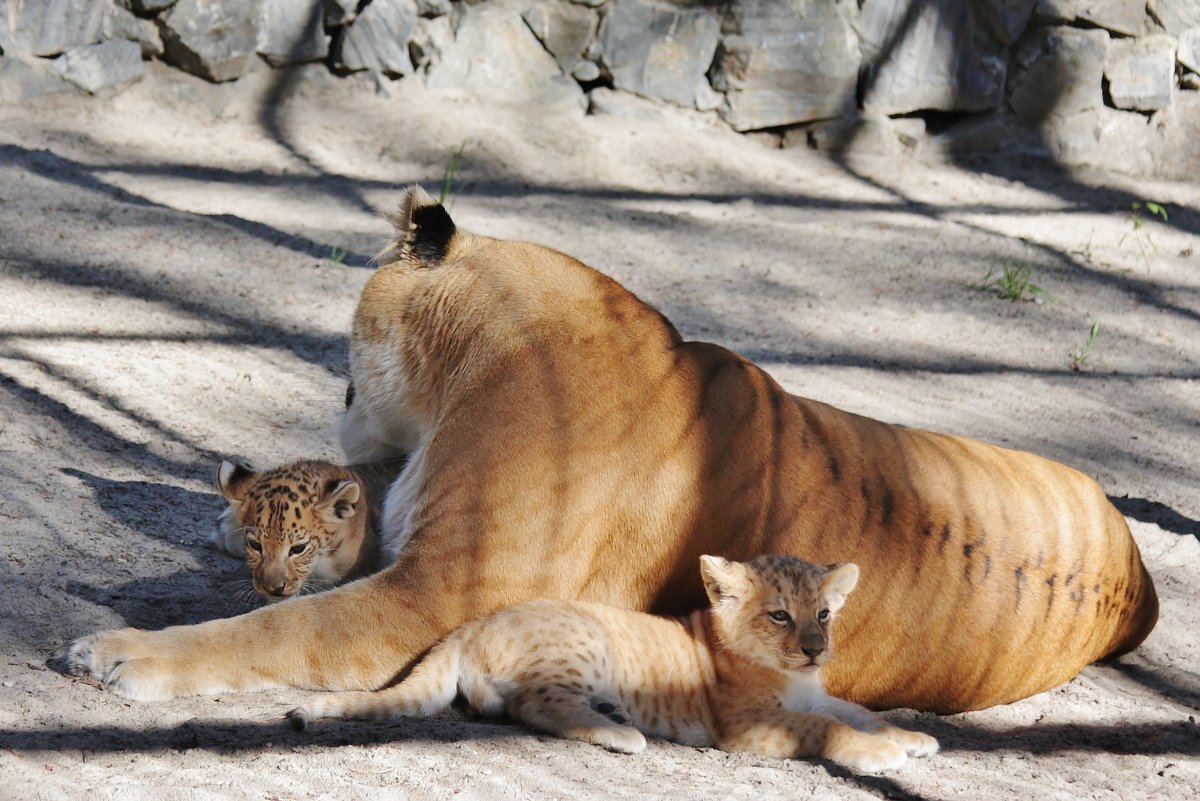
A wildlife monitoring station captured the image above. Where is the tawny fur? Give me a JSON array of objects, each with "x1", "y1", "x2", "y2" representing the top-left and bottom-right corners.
[
  {"x1": 288, "y1": 556, "x2": 938, "y2": 774},
  {"x1": 68, "y1": 186, "x2": 1158, "y2": 712},
  {"x1": 213, "y1": 459, "x2": 405, "y2": 600}
]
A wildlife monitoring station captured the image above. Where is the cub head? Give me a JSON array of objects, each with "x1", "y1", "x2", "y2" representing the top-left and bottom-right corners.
[
  {"x1": 699, "y1": 554, "x2": 859, "y2": 673},
  {"x1": 214, "y1": 460, "x2": 367, "y2": 602}
]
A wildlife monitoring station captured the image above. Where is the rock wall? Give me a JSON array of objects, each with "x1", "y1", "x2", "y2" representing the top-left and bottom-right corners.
[{"x1": 3, "y1": 0, "x2": 1198, "y2": 178}]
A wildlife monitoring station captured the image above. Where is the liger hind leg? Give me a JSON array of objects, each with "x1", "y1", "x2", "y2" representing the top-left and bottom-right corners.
[{"x1": 508, "y1": 685, "x2": 646, "y2": 754}]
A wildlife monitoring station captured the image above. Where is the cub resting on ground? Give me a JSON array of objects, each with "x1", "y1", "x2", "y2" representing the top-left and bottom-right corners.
[
  {"x1": 68, "y1": 186, "x2": 1158, "y2": 713},
  {"x1": 289, "y1": 554, "x2": 939, "y2": 773},
  {"x1": 212, "y1": 458, "x2": 406, "y2": 601}
]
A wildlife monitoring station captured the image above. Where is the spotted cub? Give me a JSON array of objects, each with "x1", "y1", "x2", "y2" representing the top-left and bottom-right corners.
[
  {"x1": 288, "y1": 554, "x2": 938, "y2": 773},
  {"x1": 213, "y1": 459, "x2": 404, "y2": 601}
]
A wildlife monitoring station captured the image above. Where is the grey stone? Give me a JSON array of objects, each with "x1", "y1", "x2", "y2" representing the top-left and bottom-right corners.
[
  {"x1": 809, "y1": 113, "x2": 926, "y2": 156},
  {"x1": 1033, "y1": 0, "x2": 1145, "y2": 35},
  {"x1": 572, "y1": 60, "x2": 600, "y2": 82},
  {"x1": 323, "y1": 0, "x2": 357, "y2": 28},
  {"x1": 0, "y1": 2, "x2": 14, "y2": 55},
  {"x1": 337, "y1": 0, "x2": 417, "y2": 76},
  {"x1": 427, "y1": 0, "x2": 585, "y2": 112},
  {"x1": 859, "y1": 0, "x2": 1036, "y2": 116},
  {"x1": 1147, "y1": 0, "x2": 1200, "y2": 34},
  {"x1": 1178, "y1": 27, "x2": 1200, "y2": 72},
  {"x1": 1043, "y1": 105, "x2": 1157, "y2": 175},
  {"x1": 712, "y1": 0, "x2": 859, "y2": 130},
  {"x1": 409, "y1": 14, "x2": 454, "y2": 69},
  {"x1": 0, "y1": 53, "x2": 77, "y2": 101},
  {"x1": 1008, "y1": 26, "x2": 1108, "y2": 125},
  {"x1": 597, "y1": 0, "x2": 720, "y2": 109},
  {"x1": 1105, "y1": 34, "x2": 1176, "y2": 111},
  {"x1": 159, "y1": 0, "x2": 259, "y2": 83},
  {"x1": 522, "y1": 0, "x2": 598, "y2": 79},
  {"x1": 1154, "y1": 91, "x2": 1200, "y2": 177},
  {"x1": 415, "y1": 0, "x2": 452, "y2": 16},
  {"x1": 6, "y1": 0, "x2": 108, "y2": 57},
  {"x1": 104, "y1": 3, "x2": 164, "y2": 58},
  {"x1": 257, "y1": 0, "x2": 328, "y2": 66},
  {"x1": 50, "y1": 38, "x2": 143, "y2": 94}
]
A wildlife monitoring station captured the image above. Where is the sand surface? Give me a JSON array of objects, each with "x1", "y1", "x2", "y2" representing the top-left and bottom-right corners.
[{"x1": 1, "y1": 63, "x2": 1198, "y2": 800}]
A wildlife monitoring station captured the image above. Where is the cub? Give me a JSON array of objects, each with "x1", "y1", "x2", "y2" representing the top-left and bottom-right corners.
[
  {"x1": 213, "y1": 458, "x2": 404, "y2": 601},
  {"x1": 288, "y1": 554, "x2": 937, "y2": 773}
]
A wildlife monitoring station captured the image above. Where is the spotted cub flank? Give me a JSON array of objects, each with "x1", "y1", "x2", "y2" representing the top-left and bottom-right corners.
[
  {"x1": 213, "y1": 459, "x2": 402, "y2": 601},
  {"x1": 288, "y1": 555, "x2": 937, "y2": 773}
]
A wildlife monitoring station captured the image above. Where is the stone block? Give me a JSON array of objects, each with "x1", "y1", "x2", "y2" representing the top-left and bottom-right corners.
[
  {"x1": 426, "y1": 0, "x2": 585, "y2": 111},
  {"x1": 522, "y1": 0, "x2": 598, "y2": 79},
  {"x1": 337, "y1": 0, "x2": 417, "y2": 76},
  {"x1": 859, "y1": 0, "x2": 1036, "y2": 116},
  {"x1": 50, "y1": 38, "x2": 143, "y2": 94},
  {"x1": 1178, "y1": 27, "x2": 1200, "y2": 73},
  {"x1": 597, "y1": 0, "x2": 720, "y2": 109},
  {"x1": 0, "y1": 53, "x2": 77, "y2": 101},
  {"x1": 712, "y1": 0, "x2": 859, "y2": 130},
  {"x1": 6, "y1": 0, "x2": 108, "y2": 57},
  {"x1": 1147, "y1": 0, "x2": 1200, "y2": 34},
  {"x1": 415, "y1": 0, "x2": 452, "y2": 16},
  {"x1": 1105, "y1": 34, "x2": 1176, "y2": 111},
  {"x1": 257, "y1": 0, "x2": 328, "y2": 66},
  {"x1": 926, "y1": 112, "x2": 1044, "y2": 156},
  {"x1": 1033, "y1": 0, "x2": 1145, "y2": 35},
  {"x1": 104, "y1": 3, "x2": 164, "y2": 58},
  {"x1": 159, "y1": 0, "x2": 260, "y2": 83},
  {"x1": 1008, "y1": 26, "x2": 1108, "y2": 124},
  {"x1": 809, "y1": 113, "x2": 926, "y2": 156},
  {"x1": 409, "y1": 14, "x2": 453, "y2": 70}
]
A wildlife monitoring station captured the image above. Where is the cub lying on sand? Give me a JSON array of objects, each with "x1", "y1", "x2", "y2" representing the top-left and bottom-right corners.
[
  {"x1": 68, "y1": 186, "x2": 1157, "y2": 713},
  {"x1": 213, "y1": 459, "x2": 406, "y2": 600},
  {"x1": 290, "y1": 555, "x2": 937, "y2": 773}
]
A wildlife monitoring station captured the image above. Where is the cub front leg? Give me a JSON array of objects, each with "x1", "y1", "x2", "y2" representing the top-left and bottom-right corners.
[
  {"x1": 815, "y1": 695, "x2": 939, "y2": 758},
  {"x1": 719, "y1": 711, "x2": 909, "y2": 773}
]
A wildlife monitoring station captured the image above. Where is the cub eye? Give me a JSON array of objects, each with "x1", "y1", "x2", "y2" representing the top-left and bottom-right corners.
[
  {"x1": 817, "y1": 609, "x2": 831, "y2": 623},
  {"x1": 768, "y1": 610, "x2": 792, "y2": 625},
  {"x1": 246, "y1": 540, "x2": 262, "y2": 554},
  {"x1": 289, "y1": 541, "x2": 309, "y2": 557}
]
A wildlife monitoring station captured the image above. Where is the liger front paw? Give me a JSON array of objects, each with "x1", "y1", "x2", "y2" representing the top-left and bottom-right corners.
[{"x1": 66, "y1": 629, "x2": 178, "y2": 701}]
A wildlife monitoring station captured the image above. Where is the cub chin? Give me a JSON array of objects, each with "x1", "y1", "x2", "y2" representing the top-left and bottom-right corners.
[{"x1": 212, "y1": 458, "x2": 403, "y2": 601}]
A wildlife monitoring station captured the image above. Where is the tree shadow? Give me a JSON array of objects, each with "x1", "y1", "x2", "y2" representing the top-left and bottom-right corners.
[{"x1": 1109, "y1": 496, "x2": 1200, "y2": 539}]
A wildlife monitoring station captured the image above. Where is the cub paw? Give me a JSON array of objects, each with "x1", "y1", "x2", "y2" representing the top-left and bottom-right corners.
[
  {"x1": 286, "y1": 707, "x2": 312, "y2": 732},
  {"x1": 835, "y1": 736, "x2": 908, "y2": 773},
  {"x1": 578, "y1": 724, "x2": 647, "y2": 755},
  {"x1": 877, "y1": 725, "x2": 939, "y2": 758}
]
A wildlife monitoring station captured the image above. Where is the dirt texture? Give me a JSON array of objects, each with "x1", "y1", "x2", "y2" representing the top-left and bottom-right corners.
[{"x1": 1, "y1": 64, "x2": 1198, "y2": 801}]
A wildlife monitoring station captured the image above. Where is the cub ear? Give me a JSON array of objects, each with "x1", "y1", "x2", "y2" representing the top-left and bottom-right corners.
[
  {"x1": 315, "y1": 479, "x2": 361, "y2": 522},
  {"x1": 820, "y1": 563, "x2": 860, "y2": 611},
  {"x1": 379, "y1": 185, "x2": 457, "y2": 266},
  {"x1": 216, "y1": 461, "x2": 254, "y2": 504},
  {"x1": 700, "y1": 555, "x2": 751, "y2": 605}
]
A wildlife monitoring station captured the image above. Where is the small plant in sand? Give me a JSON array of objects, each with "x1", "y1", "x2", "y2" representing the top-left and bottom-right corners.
[
  {"x1": 1120, "y1": 201, "x2": 1168, "y2": 268},
  {"x1": 439, "y1": 142, "x2": 467, "y2": 205},
  {"x1": 975, "y1": 261, "x2": 1051, "y2": 303},
  {"x1": 1069, "y1": 320, "x2": 1101, "y2": 372},
  {"x1": 326, "y1": 245, "x2": 348, "y2": 267}
]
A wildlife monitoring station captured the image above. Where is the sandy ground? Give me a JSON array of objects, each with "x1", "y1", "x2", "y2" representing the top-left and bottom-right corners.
[{"x1": 1, "y1": 62, "x2": 1198, "y2": 801}]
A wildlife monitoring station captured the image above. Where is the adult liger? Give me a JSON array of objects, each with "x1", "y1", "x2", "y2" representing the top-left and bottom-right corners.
[{"x1": 69, "y1": 187, "x2": 1157, "y2": 713}]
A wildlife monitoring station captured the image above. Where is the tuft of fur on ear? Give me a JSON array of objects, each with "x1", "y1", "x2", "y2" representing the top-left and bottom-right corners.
[
  {"x1": 820, "y1": 563, "x2": 860, "y2": 612},
  {"x1": 216, "y1": 461, "x2": 254, "y2": 504},
  {"x1": 376, "y1": 185, "x2": 457, "y2": 266},
  {"x1": 315, "y1": 479, "x2": 362, "y2": 522},
  {"x1": 700, "y1": 555, "x2": 751, "y2": 606}
]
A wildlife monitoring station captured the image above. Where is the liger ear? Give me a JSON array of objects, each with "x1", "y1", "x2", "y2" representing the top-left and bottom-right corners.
[
  {"x1": 315, "y1": 479, "x2": 361, "y2": 522},
  {"x1": 216, "y1": 461, "x2": 254, "y2": 503},
  {"x1": 378, "y1": 185, "x2": 457, "y2": 266},
  {"x1": 700, "y1": 555, "x2": 750, "y2": 605},
  {"x1": 820, "y1": 562, "x2": 860, "y2": 611}
]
